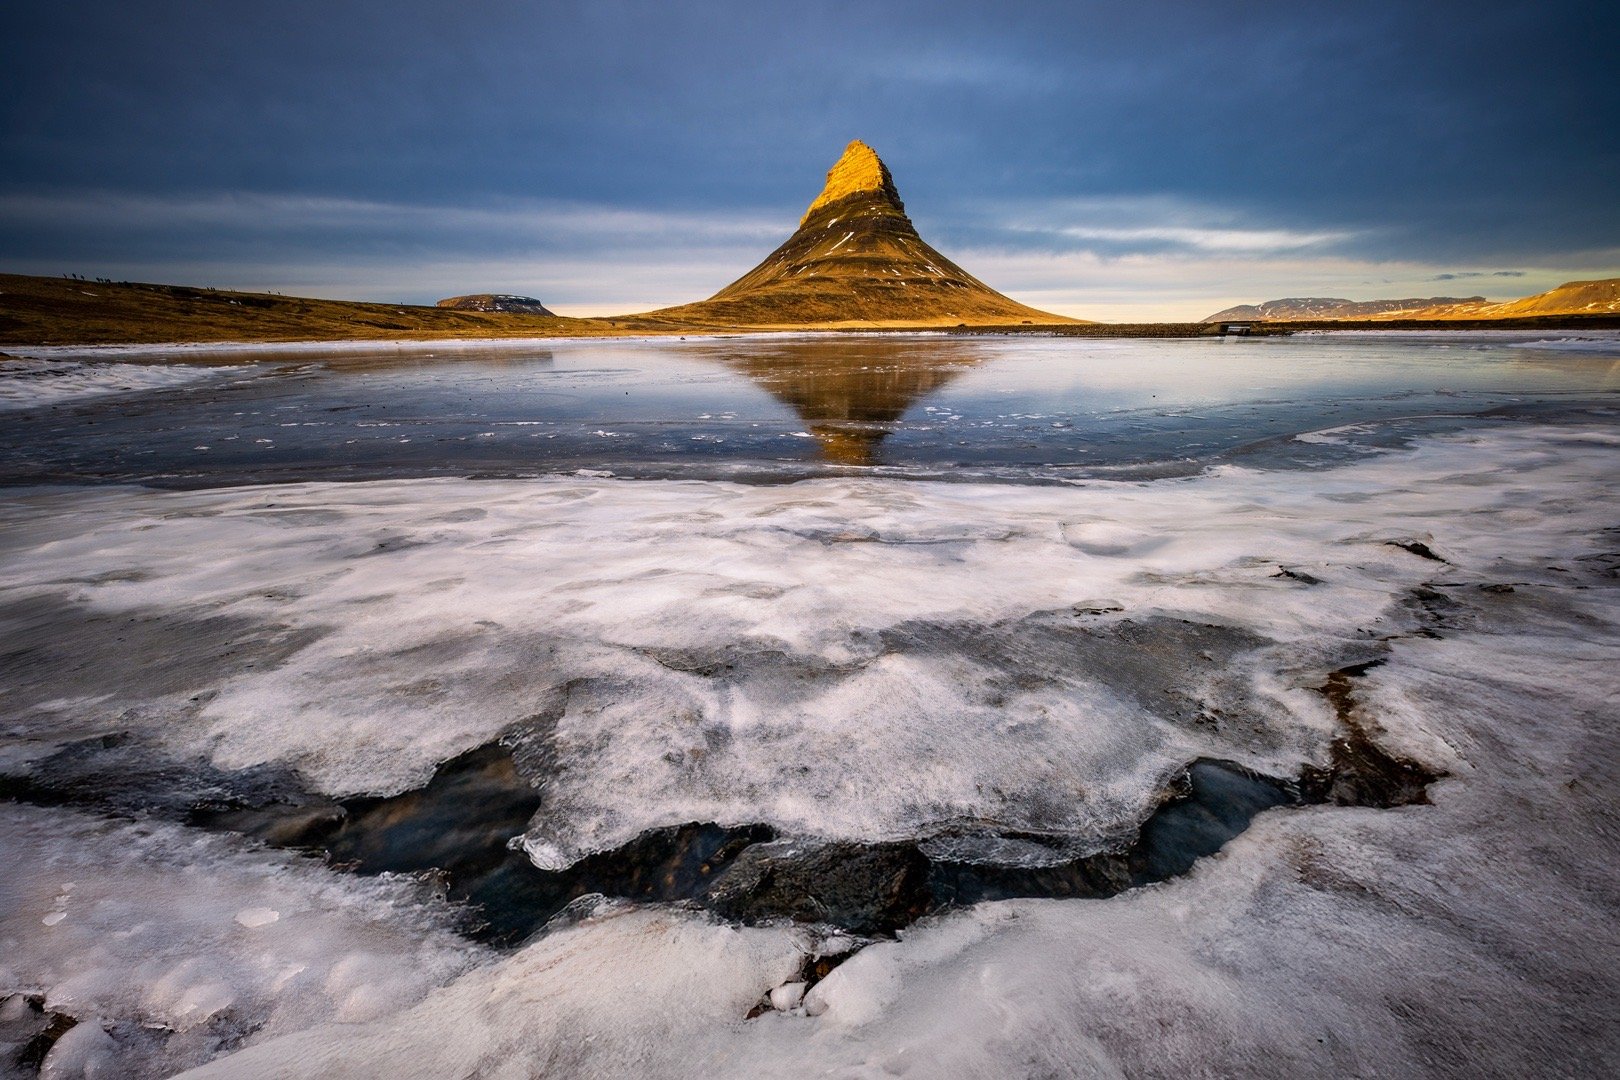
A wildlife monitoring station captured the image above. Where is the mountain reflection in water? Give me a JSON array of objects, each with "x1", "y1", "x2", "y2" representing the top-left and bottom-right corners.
[
  {"x1": 4, "y1": 331, "x2": 1617, "y2": 487},
  {"x1": 706, "y1": 338, "x2": 980, "y2": 465}
]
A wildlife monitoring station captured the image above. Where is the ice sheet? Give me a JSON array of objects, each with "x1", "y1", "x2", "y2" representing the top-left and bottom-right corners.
[
  {"x1": 0, "y1": 803, "x2": 479, "y2": 1078},
  {"x1": 5, "y1": 332, "x2": 1616, "y2": 490},
  {"x1": 3, "y1": 422, "x2": 1612, "y2": 873},
  {"x1": 0, "y1": 358, "x2": 250, "y2": 411},
  {"x1": 1512, "y1": 334, "x2": 1620, "y2": 353},
  {"x1": 179, "y1": 609, "x2": 1620, "y2": 1078},
  {"x1": 1, "y1": 332, "x2": 825, "y2": 363},
  {"x1": 1300, "y1": 327, "x2": 1620, "y2": 348},
  {"x1": 171, "y1": 504, "x2": 1620, "y2": 1078},
  {"x1": 2, "y1": 418, "x2": 1617, "y2": 1078},
  {"x1": 176, "y1": 903, "x2": 813, "y2": 1080}
]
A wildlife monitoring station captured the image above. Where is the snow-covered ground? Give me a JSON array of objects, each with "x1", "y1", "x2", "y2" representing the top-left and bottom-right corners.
[{"x1": 2, "y1": 417, "x2": 1617, "y2": 1076}]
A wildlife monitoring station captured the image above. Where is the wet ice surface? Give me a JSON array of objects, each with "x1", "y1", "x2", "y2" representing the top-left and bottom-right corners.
[
  {"x1": 0, "y1": 357, "x2": 253, "y2": 412},
  {"x1": 0, "y1": 803, "x2": 480, "y2": 1077},
  {"x1": 1, "y1": 333, "x2": 1619, "y2": 1077},
  {"x1": 0, "y1": 440, "x2": 1506, "y2": 850},
  {"x1": 2, "y1": 329, "x2": 1617, "y2": 484}
]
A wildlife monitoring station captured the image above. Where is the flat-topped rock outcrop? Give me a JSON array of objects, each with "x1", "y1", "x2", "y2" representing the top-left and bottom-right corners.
[{"x1": 437, "y1": 294, "x2": 556, "y2": 315}]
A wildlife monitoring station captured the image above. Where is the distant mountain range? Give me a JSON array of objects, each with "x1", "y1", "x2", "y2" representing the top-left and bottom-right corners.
[
  {"x1": 1202, "y1": 296, "x2": 1487, "y2": 321},
  {"x1": 640, "y1": 140, "x2": 1077, "y2": 328},
  {"x1": 1204, "y1": 279, "x2": 1620, "y2": 322}
]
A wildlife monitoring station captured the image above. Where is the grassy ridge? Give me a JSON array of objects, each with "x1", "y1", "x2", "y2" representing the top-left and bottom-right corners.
[{"x1": 0, "y1": 274, "x2": 663, "y2": 346}]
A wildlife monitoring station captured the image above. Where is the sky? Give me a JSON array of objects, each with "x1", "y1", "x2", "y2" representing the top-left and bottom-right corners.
[{"x1": 3, "y1": 0, "x2": 1617, "y2": 321}]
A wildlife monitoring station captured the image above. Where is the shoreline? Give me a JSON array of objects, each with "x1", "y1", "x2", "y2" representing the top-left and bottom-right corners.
[
  {"x1": 6, "y1": 314, "x2": 1618, "y2": 359},
  {"x1": 5, "y1": 272, "x2": 1619, "y2": 349}
]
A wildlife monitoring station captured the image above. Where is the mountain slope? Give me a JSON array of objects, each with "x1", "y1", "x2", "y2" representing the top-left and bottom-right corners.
[
  {"x1": 1440, "y1": 278, "x2": 1620, "y2": 318},
  {"x1": 1206, "y1": 278, "x2": 1620, "y2": 322},
  {"x1": 639, "y1": 141, "x2": 1079, "y2": 327},
  {"x1": 0, "y1": 274, "x2": 626, "y2": 345},
  {"x1": 1204, "y1": 296, "x2": 1486, "y2": 322}
]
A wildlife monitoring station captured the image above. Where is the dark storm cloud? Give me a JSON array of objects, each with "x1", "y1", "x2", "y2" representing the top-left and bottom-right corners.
[{"x1": 2, "y1": 0, "x2": 1616, "y2": 313}]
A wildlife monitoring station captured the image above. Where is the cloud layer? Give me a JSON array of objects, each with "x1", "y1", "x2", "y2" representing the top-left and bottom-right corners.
[{"x1": 3, "y1": 1, "x2": 1616, "y2": 318}]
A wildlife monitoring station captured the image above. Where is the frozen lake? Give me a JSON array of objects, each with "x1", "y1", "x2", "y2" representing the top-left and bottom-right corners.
[
  {"x1": 1, "y1": 331, "x2": 1618, "y2": 1078},
  {"x1": 3, "y1": 329, "x2": 1617, "y2": 484}
]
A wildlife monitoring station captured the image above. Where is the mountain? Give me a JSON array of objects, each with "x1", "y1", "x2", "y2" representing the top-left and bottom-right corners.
[
  {"x1": 639, "y1": 140, "x2": 1079, "y2": 328},
  {"x1": 1204, "y1": 278, "x2": 1620, "y2": 322},
  {"x1": 1203, "y1": 296, "x2": 1486, "y2": 322},
  {"x1": 437, "y1": 294, "x2": 556, "y2": 315},
  {"x1": 1447, "y1": 278, "x2": 1620, "y2": 318}
]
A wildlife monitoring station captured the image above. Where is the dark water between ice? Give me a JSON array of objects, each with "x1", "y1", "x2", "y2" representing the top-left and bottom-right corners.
[{"x1": 3, "y1": 330, "x2": 1616, "y2": 487}]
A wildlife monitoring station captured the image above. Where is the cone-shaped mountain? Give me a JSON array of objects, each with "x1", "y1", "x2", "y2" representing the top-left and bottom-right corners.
[{"x1": 644, "y1": 141, "x2": 1080, "y2": 327}]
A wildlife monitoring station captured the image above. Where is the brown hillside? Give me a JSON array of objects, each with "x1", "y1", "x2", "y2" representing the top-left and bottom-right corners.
[
  {"x1": 1202, "y1": 296, "x2": 1487, "y2": 322},
  {"x1": 0, "y1": 274, "x2": 629, "y2": 346},
  {"x1": 638, "y1": 141, "x2": 1080, "y2": 328},
  {"x1": 1438, "y1": 278, "x2": 1620, "y2": 318},
  {"x1": 1208, "y1": 278, "x2": 1620, "y2": 324}
]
